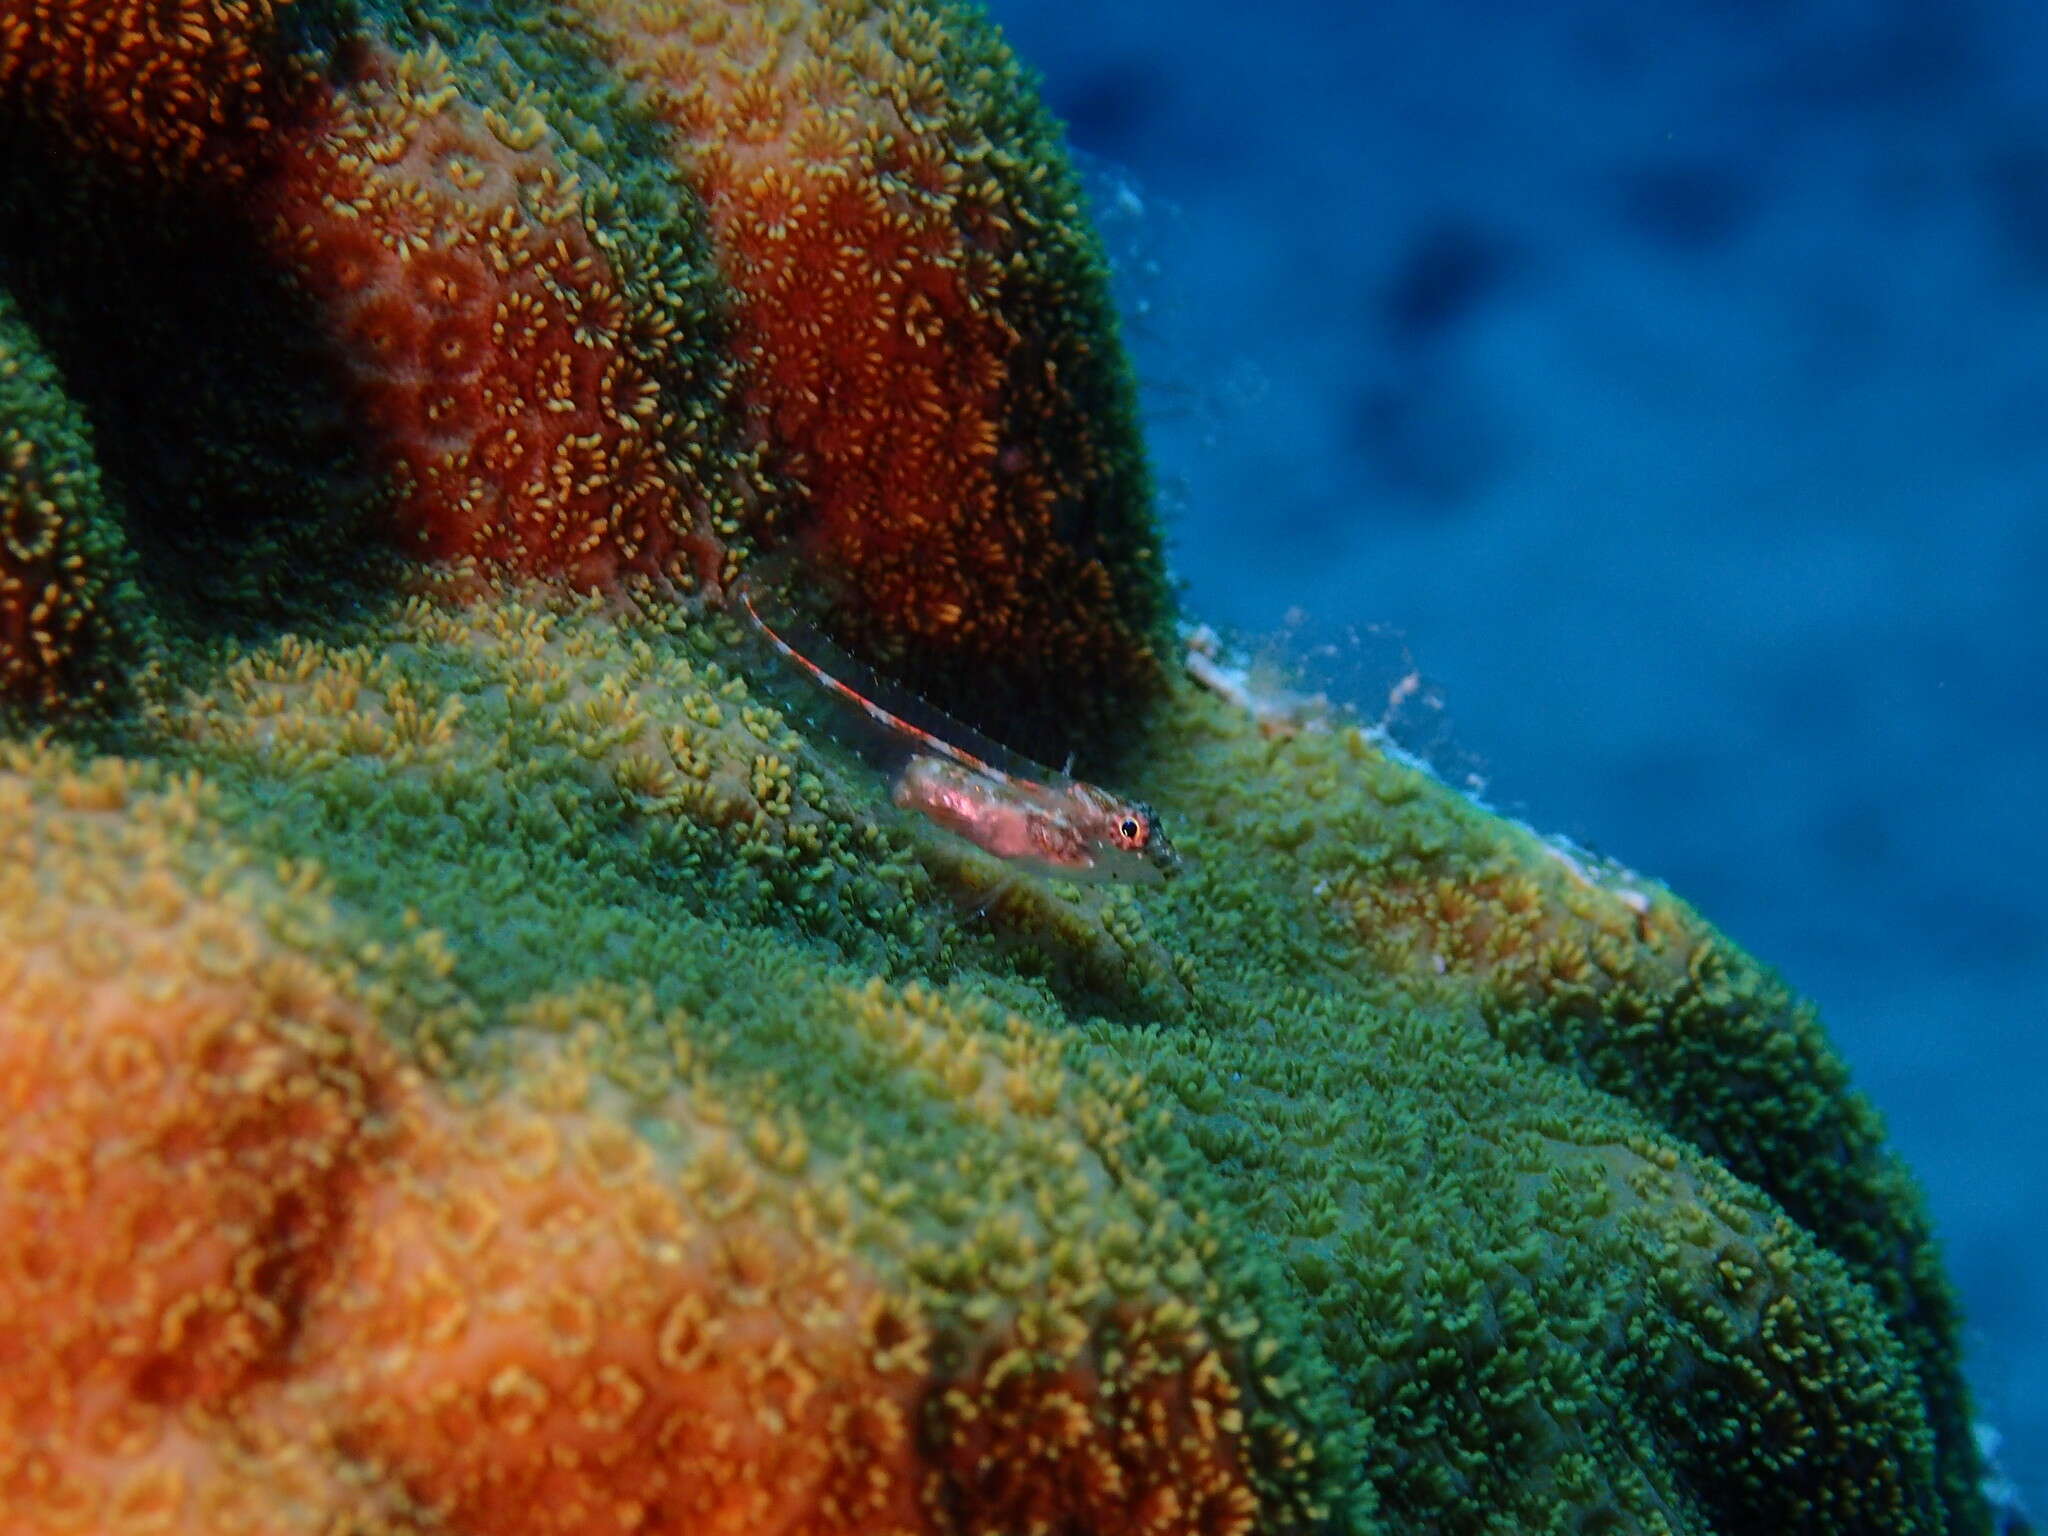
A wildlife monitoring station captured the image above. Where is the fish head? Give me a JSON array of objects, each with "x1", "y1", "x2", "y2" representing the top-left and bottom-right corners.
[{"x1": 1068, "y1": 783, "x2": 1183, "y2": 883}]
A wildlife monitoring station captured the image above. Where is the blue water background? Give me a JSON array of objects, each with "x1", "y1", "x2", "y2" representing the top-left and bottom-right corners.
[{"x1": 986, "y1": 0, "x2": 2046, "y2": 1500}]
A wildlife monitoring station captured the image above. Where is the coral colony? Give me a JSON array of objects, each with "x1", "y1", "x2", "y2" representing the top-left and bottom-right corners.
[{"x1": 0, "y1": 1, "x2": 2001, "y2": 1531}]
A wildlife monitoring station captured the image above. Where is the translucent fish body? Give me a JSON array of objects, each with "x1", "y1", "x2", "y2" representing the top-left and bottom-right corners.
[
  {"x1": 735, "y1": 579, "x2": 1180, "y2": 884},
  {"x1": 893, "y1": 755, "x2": 1178, "y2": 885}
]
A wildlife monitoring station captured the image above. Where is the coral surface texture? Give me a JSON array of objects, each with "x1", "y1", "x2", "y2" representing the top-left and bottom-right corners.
[{"x1": 0, "y1": 0, "x2": 1994, "y2": 1532}]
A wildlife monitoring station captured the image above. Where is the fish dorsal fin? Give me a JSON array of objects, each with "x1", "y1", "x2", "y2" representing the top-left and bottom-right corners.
[{"x1": 732, "y1": 573, "x2": 1060, "y2": 789}]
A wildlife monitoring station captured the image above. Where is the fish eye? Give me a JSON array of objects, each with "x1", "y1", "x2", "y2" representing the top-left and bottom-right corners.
[{"x1": 1118, "y1": 814, "x2": 1144, "y2": 843}]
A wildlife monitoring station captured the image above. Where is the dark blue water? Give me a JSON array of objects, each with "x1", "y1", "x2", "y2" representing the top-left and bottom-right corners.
[{"x1": 987, "y1": 0, "x2": 2046, "y2": 1505}]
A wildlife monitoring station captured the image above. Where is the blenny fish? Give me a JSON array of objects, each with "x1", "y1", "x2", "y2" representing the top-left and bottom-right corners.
[{"x1": 734, "y1": 577, "x2": 1181, "y2": 885}]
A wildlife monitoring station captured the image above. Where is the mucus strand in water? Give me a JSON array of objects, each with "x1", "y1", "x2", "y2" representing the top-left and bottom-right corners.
[{"x1": 732, "y1": 577, "x2": 1181, "y2": 885}]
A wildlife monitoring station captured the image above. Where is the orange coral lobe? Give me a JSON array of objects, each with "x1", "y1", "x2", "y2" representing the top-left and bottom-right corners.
[
  {"x1": 253, "y1": 44, "x2": 719, "y2": 588},
  {"x1": 0, "y1": 0, "x2": 298, "y2": 181},
  {"x1": 571, "y1": 0, "x2": 1166, "y2": 760},
  {"x1": 291, "y1": 1095, "x2": 934, "y2": 1534}
]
